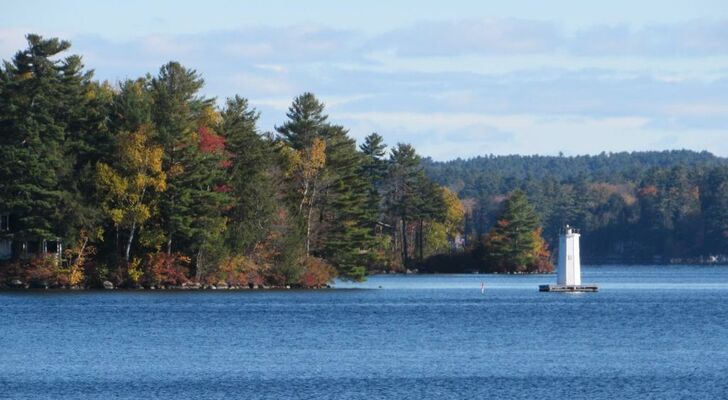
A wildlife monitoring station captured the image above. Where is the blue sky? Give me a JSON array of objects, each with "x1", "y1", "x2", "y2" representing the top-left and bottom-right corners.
[{"x1": 2, "y1": 0, "x2": 728, "y2": 160}]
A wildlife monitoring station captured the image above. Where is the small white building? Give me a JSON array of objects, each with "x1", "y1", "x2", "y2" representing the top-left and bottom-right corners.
[
  {"x1": 557, "y1": 226, "x2": 581, "y2": 286},
  {"x1": 540, "y1": 225, "x2": 597, "y2": 292}
]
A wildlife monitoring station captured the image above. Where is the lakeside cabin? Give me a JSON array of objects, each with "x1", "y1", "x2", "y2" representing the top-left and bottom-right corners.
[
  {"x1": 540, "y1": 225, "x2": 598, "y2": 292},
  {"x1": 0, "y1": 213, "x2": 63, "y2": 263}
]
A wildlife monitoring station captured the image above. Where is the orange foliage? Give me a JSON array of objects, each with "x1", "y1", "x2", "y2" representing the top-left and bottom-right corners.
[
  {"x1": 300, "y1": 257, "x2": 336, "y2": 288},
  {"x1": 215, "y1": 255, "x2": 269, "y2": 286},
  {"x1": 142, "y1": 253, "x2": 191, "y2": 287},
  {"x1": 0, "y1": 256, "x2": 77, "y2": 288},
  {"x1": 530, "y1": 228, "x2": 554, "y2": 273},
  {"x1": 639, "y1": 185, "x2": 659, "y2": 197}
]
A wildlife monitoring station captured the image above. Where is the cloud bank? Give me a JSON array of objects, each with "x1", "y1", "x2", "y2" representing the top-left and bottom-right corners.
[{"x1": 1, "y1": 18, "x2": 727, "y2": 160}]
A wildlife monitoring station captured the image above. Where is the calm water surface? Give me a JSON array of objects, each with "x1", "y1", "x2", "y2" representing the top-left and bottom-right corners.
[{"x1": 2, "y1": 265, "x2": 728, "y2": 399}]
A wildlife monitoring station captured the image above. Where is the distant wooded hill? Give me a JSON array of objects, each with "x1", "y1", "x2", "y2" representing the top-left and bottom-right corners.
[{"x1": 423, "y1": 150, "x2": 728, "y2": 263}]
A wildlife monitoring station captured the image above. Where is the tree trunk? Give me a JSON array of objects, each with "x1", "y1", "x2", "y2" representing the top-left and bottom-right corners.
[
  {"x1": 401, "y1": 217, "x2": 408, "y2": 268},
  {"x1": 305, "y1": 182, "x2": 317, "y2": 256},
  {"x1": 125, "y1": 222, "x2": 136, "y2": 264},
  {"x1": 195, "y1": 248, "x2": 203, "y2": 282},
  {"x1": 74, "y1": 237, "x2": 88, "y2": 268},
  {"x1": 419, "y1": 219, "x2": 424, "y2": 262},
  {"x1": 167, "y1": 192, "x2": 175, "y2": 254}
]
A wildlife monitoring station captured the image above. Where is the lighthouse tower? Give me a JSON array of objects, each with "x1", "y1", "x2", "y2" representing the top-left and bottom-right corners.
[
  {"x1": 557, "y1": 225, "x2": 581, "y2": 285},
  {"x1": 540, "y1": 225, "x2": 597, "y2": 292}
]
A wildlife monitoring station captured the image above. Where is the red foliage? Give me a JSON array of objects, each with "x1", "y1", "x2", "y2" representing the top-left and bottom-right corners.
[
  {"x1": 0, "y1": 256, "x2": 73, "y2": 288},
  {"x1": 142, "y1": 253, "x2": 191, "y2": 287},
  {"x1": 300, "y1": 257, "x2": 336, "y2": 288},
  {"x1": 214, "y1": 184, "x2": 231, "y2": 193},
  {"x1": 198, "y1": 127, "x2": 226, "y2": 154}
]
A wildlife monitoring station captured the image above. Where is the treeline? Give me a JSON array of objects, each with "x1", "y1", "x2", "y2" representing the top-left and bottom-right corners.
[
  {"x1": 0, "y1": 35, "x2": 468, "y2": 288},
  {"x1": 424, "y1": 152, "x2": 728, "y2": 263}
]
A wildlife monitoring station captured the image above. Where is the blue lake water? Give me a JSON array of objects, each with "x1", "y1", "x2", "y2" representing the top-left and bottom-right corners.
[{"x1": 2, "y1": 265, "x2": 728, "y2": 399}]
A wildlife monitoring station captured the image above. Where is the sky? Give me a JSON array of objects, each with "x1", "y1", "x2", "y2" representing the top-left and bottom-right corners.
[{"x1": 2, "y1": 0, "x2": 728, "y2": 160}]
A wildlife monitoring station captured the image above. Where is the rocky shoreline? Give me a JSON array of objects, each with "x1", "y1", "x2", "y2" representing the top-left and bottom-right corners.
[{"x1": 1, "y1": 279, "x2": 331, "y2": 291}]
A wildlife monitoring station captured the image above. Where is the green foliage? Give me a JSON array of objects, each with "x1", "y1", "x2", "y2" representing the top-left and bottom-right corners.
[
  {"x1": 425, "y1": 151, "x2": 728, "y2": 263},
  {"x1": 480, "y1": 191, "x2": 552, "y2": 273},
  {"x1": 701, "y1": 166, "x2": 728, "y2": 255},
  {"x1": 149, "y1": 61, "x2": 217, "y2": 254},
  {"x1": 0, "y1": 34, "x2": 96, "y2": 242},
  {"x1": 221, "y1": 95, "x2": 276, "y2": 254},
  {"x1": 6, "y1": 34, "x2": 728, "y2": 291},
  {"x1": 276, "y1": 92, "x2": 328, "y2": 150}
]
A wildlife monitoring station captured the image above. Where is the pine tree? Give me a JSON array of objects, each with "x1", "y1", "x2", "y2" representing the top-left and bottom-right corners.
[
  {"x1": 480, "y1": 190, "x2": 551, "y2": 273},
  {"x1": 0, "y1": 34, "x2": 96, "y2": 249},
  {"x1": 384, "y1": 143, "x2": 424, "y2": 268},
  {"x1": 149, "y1": 61, "x2": 215, "y2": 255},
  {"x1": 359, "y1": 133, "x2": 387, "y2": 231},
  {"x1": 276, "y1": 92, "x2": 328, "y2": 150},
  {"x1": 276, "y1": 93, "x2": 331, "y2": 257},
  {"x1": 320, "y1": 126, "x2": 373, "y2": 280},
  {"x1": 220, "y1": 95, "x2": 276, "y2": 255}
]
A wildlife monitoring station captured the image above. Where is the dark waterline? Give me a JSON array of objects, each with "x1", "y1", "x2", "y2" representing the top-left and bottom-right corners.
[{"x1": 2, "y1": 265, "x2": 728, "y2": 399}]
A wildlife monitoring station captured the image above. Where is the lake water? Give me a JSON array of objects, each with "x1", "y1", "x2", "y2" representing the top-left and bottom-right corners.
[{"x1": 2, "y1": 265, "x2": 728, "y2": 399}]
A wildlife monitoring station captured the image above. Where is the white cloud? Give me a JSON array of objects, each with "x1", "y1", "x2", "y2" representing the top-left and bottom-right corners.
[
  {"x1": 229, "y1": 73, "x2": 292, "y2": 95},
  {"x1": 371, "y1": 18, "x2": 563, "y2": 57},
  {"x1": 141, "y1": 35, "x2": 200, "y2": 56},
  {"x1": 0, "y1": 28, "x2": 29, "y2": 57}
]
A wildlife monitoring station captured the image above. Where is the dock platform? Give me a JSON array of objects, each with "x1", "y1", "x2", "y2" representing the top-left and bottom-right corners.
[{"x1": 539, "y1": 284, "x2": 598, "y2": 292}]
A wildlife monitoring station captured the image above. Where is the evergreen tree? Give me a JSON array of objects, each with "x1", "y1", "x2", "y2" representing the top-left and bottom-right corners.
[
  {"x1": 359, "y1": 133, "x2": 387, "y2": 231},
  {"x1": 0, "y1": 34, "x2": 96, "y2": 248},
  {"x1": 384, "y1": 143, "x2": 424, "y2": 267},
  {"x1": 220, "y1": 95, "x2": 276, "y2": 255},
  {"x1": 320, "y1": 126, "x2": 373, "y2": 280},
  {"x1": 276, "y1": 92, "x2": 328, "y2": 150},
  {"x1": 276, "y1": 93, "x2": 331, "y2": 258},
  {"x1": 149, "y1": 61, "x2": 215, "y2": 255},
  {"x1": 701, "y1": 166, "x2": 728, "y2": 255},
  {"x1": 186, "y1": 105, "x2": 231, "y2": 280},
  {"x1": 480, "y1": 190, "x2": 551, "y2": 273}
]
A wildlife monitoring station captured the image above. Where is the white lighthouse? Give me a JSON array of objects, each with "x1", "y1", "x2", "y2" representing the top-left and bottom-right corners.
[
  {"x1": 540, "y1": 225, "x2": 597, "y2": 292},
  {"x1": 557, "y1": 225, "x2": 581, "y2": 285}
]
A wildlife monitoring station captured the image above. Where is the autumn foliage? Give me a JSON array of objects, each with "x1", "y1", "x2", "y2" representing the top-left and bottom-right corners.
[
  {"x1": 300, "y1": 257, "x2": 336, "y2": 288},
  {"x1": 479, "y1": 191, "x2": 554, "y2": 273}
]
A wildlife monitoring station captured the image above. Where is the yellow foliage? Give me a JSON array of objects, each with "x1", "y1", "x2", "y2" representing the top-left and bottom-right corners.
[
  {"x1": 96, "y1": 125, "x2": 166, "y2": 230},
  {"x1": 441, "y1": 187, "x2": 465, "y2": 238},
  {"x1": 198, "y1": 105, "x2": 221, "y2": 128},
  {"x1": 127, "y1": 258, "x2": 143, "y2": 284},
  {"x1": 307, "y1": 137, "x2": 327, "y2": 173},
  {"x1": 69, "y1": 265, "x2": 85, "y2": 286}
]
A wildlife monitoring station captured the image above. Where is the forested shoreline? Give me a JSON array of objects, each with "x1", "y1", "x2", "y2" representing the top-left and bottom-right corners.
[
  {"x1": 2, "y1": 35, "x2": 727, "y2": 290},
  {"x1": 0, "y1": 35, "x2": 482, "y2": 289},
  {"x1": 424, "y1": 151, "x2": 728, "y2": 264}
]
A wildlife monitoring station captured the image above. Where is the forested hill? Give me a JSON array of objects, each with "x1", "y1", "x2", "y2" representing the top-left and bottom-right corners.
[
  {"x1": 423, "y1": 151, "x2": 727, "y2": 197},
  {"x1": 423, "y1": 151, "x2": 728, "y2": 264}
]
